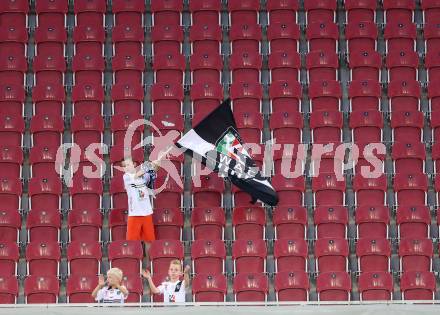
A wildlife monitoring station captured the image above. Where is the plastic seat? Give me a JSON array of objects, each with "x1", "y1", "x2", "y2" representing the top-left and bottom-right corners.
[
  {"x1": 28, "y1": 176, "x2": 62, "y2": 211},
  {"x1": 392, "y1": 142, "x2": 426, "y2": 174},
  {"x1": 0, "y1": 241, "x2": 19, "y2": 276},
  {"x1": 310, "y1": 111, "x2": 343, "y2": 143},
  {"x1": 69, "y1": 176, "x2": 103, "y2": 211},
  {"x1": 424, "y1": 23, "x2": 440, "y2": 53},
  {"x1": 350, "y1": 110, "x2": 383, "y2": 142},
  {"x1": 314, "y1": 206, "x2": 348, "y2": 239},
  {"x1": 425, "y1": 51, "x2": 440, "y2": 85},
  {"x1": 149, "y1": 240, "x2": 184, "y2": 275},
  {"x1": 399, "y1": 238, "x2": 433, "y2": 272},
  {"x1": 428, "y1": 82, "x2": 440, "y2": 112},
  {"x1": 33, "y1": 54, "x2": 65, "y2": 86},
  {"x1": 111, "y1": 113, "x2": 144, "y2": 148},
  {"x1": 400, "y1": 271, "x2": 436, "y2": 300},
  {"x1": 0, "y1": 53, "x2": 27, "y2": 86},
  {"x1": 71, "y1": 114, "x2": 104, "y2": 151},
  {"x1": 74, "y1": 0, "x2": 106, "y2": 27},
  {"x1": 190, "y1": 82, "x2": 223, "y2": 119},
  {"x1": 267, "y1": 0, "x2": 298, "y2": 24},
  {"x1": 192, "y1": 174, "x2": 224, "y2": 208},
  {"x1": 233, "y1": 273, "x2": 268, "y2": 302},
  {"x1": 112, "y1": 25, "x2": 144, "y2": 56},
  {"x1": 310, "y1": 142, "x2": 347, "y2": 176},
  {"x1": 356, "y1": 238, "x2": 391, "y2": 272},
  {"x1": 353, "y1": 174, "x2": 387, "y2": 206},
  {"x1": 273, "y1": 206, "x2": 307, "y2": 239},
  {"x1": 267, "y1": 22, "x2": 300, "y2": 54},
  {"x1": 358, "y1": 272, "x2": 393, "y2": 301},
  {"x1": 73, "y1": 25, "x2": 105, "y2": 58},
  {"x1": 274, "y1": 239, "x2": 308, "y2": 272},
  {"x1": 189, "y1": 0, "x2": 221, "y2": 26},
  {"x1": 191, "y1": 207, "x2": 225, "y2": 240},
  {"x1": 121, "y1": 274, "x2": 143, "y2": 303},
  {"x1": 386, "y1": 50, "x2": 419, "y2": 82},
  {"x1": 67, "y1": 241, "x2": 102, "y2": 276},
  {"x1": 0, "y1": 25, "x2": 28, "y2": 57},
  {"x1": 153, "y1": 177, "x2": 184, "y2": 209},
  {"x1": 348, "y1": 51, "x2": 382, "y2": 82},
  {"x1": 26, "y1": 241, "x2": 61, "y2": 276},
  {"x1": 433, "y1": 144, "x2": 440, "y2": 174},
  {"x1": 111, "y1": 83, "x2": 144, "y2": 115},
  {"x1": 24, "y1": 275, "x2": 59, "y2": 304},
  {"x1": 232, "y1": 239, "x2": 267, "y2": 274},
  {"x1": 0, "y1": 114, "x2": 24, "y2": 147},
  {"x1": 150, "y1": 273, "x2": 168, "y2": 302},
  {"x1": 190, "y1": 23, "x2": 222, "y2": 54},
  {"x1": 150, "y1": 112, "x2": 184, "y2": 145},
  {"x1": 68, "y1": 208, "x2": 102, "y2": 242},
  {"x1": 306, "y1": 51, "x2": 339, "y2": 83},
  {"x1": 151, "y1": 0, "x2": 182, "y2": 26},
  {"x1": 346, "y1": 21, "x2": 378, "y2": 53},
  {"x1": 230, "y1": 82, "x2": 263, "y2": 113},
  {"x1": 384, "y1": 22, "x2": 417, "y2": 52},
  {"x1": 26, "y1": 208, "x2": 60, "y2": 243},
  {"x1": 0, "y1": 0, "x2": 29, "y2": 28},
  {"x1": 422, "y1": 0, "x2": 440, "y2": 23},
  {"x1": 153, "y1": 53, "x2": 185, "y2": 84},
  {"x1": 66, "y1": 275, "x2": 98, "y2": 303},
  {"x1": 0, "y1": 178, "x2": 22, "y2": 212},
  {"x1": 388, "y1": 80, "x2": 421, "y2": 112},
  {"x1": 72, "y1": 83, "x2": 104, "y2": 117},
  {"x1": 232, "y1": 206, "x2": 266, "y2": 240},
  {"x1": 151, "y1": 82, "x2": 184, "y2": 114},
  {"x1": 353, "y1": 142, "x2": 387, "y2": 176},
  {"x1": 0, "y1": 209, "x2": 21, "y2": 242},
  {"x1": 228, "y1": 0, "x2": 260, "y2": 25},
  {"x1": 72, "y1": 54, "x2": 105, "y2": 86},
  {"x1": 34, "y1": 24, "x2": 67, "y2": 57},
  {"x1": 30, "y1": 114, "x2": 63, "y2": 149},
  {"x1": 274, "y1": 271, "x2": 309, "y2": 301},
  {"x1": 108, "y1": 240, "x2": 143, "y2": 275},
  {"x1": 109, "y1": 176, "x2": 128, "y2": 209},
  {"x1": 316, "y1": 272, "x2": 351, "y2": 301},
  {"x1": 230, "y1": 51, "x2": 262, "y2": 83},
  {"x1": 108, "y1": 208, "x2": 128, "y2": 241},
  {"x1": 190, "y1": 52, "x2": 223, "y2": 85},
  {"x1": 383, "y1": 0, "x2": 415, "y2": 23},
  {"x1": 315, "y1": 238, "x2": 349, "y2": 273},
  {"x1": 309, "y1": 80, "x2": 342, "y2": 112},
  {"x1": 229, "y1": 23, "x2": 262, "y2": 54},
  {"x1": 356, "y1": 205, "x2": 390, "y2": 239},
  {"x1": 29, "y1": 146, "x2": 61, "y2": 179},
  {"x1": 151, "y1": 24, "x2": 183, "y2": 56},
  {"x1": 35, "y1": 0, "x2": 67, "y2": 27},
  {"x1": 269, "y1": 80, "x2": 302, "y2": 113},
  {"x1": 272, "y1": 143, "x2": 307, "y2": 176},
  {"x1": 394, "y1": 173, "x2": 428, "y2": 206},
  {"x1": 233, "y1": 111, "x2": 263, "y2": 143},
  {"x1": 397, "y1": 206, "x2": 431, "y2": 239},
  {"x1": 271, "y1": 175, "x2": 305, "y2": 206},
  {"x1": 32, "y1": 84, "x2": 65, "y2": 116},
  {"x1": 191, "y1": 240, "x2": 226, "y2": 274},
  {"x1": 0, "y1": 146, "x2": 23, "y2": 179},
  {"x1": 0, "y1": 84, "x2": 25, "y2": 117},
  {"x1": 306, "y1": 22, "x2": 339, "y2": 53},
  {"x1": 304, "y1": 0, "x2": 336, "y2": 23},
  {"x1": 0, "y1": 275, "x2": 18, "y2": 303},
  {"x1": 153, "y1": 208, "x2": 183, "y2": 240},
  {"x1": 112, "y1": 0, "x2": 145, "y2": 26},
  {"x1": 391, "y1": 111, "x2": 424, "y2": 142},
  {"x1": 192, "y1": 274, "x2": 227, "y2": 302},
  {"x1": 268, "y1": 50, "x2": 301, "y2": 82},
  {"x1": 113, "y1": 54, "x2": 145, "y2": 85}
]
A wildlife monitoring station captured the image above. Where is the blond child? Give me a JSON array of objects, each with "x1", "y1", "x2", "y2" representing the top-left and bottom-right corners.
[{"x1": 92, "y1": 268, "x2": 129, "y2": 303}]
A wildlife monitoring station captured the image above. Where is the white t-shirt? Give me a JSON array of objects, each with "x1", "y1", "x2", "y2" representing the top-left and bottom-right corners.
[
  {"x1": 95, "y1": 286, "x2": 128, "y2": 303},
  {"x1": 157, "y1": 280, "x2": 186, "y2": 303},
  {"x1": 123, "y1": 172, "x2": 153, "y2": 216}
]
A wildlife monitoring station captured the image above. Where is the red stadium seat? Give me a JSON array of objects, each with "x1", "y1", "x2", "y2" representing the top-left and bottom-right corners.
[
  {"x1": 433, "y1": 144, "x2": 440, "y2": 174},
  {"x1": 230, "y1": 82, "x2": 263, "y2": 113},
  {"x1": 274, "y1": 239, "x2": 308, "y2": 272},
  {"x1": 151, "y1": 0, "x2": 181, "y2": 26},
  {"x1": 232, "y1": 206, "x2": 266, "y2": 240},
  {"x1": 356, "y1": 205, "x2": 390, "y2": 239},
  {"x1": 309, "y1": 80, "x2": 342, "y2": 112},
  {"x1": 153, "y1": 53, "x2": 185, "y2": 84},
  {"x1": 68, "y1": 208, "x2": 102, "y2": 242},
  {"x1": 233, "y1": 273, "x2": 268, "y2": 302},
  {"x1": 314, "y1": 206, "x2": 348, "y2": 239},
  {"x1": 312, "y1": 173, "x2": 346, "y2": 206},
  {"x1": 153, "y1": 177, "x2": 183, "y2": 209},
  {"x1": 274, "y1": 271, "x2": 309, "y2": 301},
  {"x1": 399, "y1": 238, "x2": 433, "y2": 272},
  {"x1": 26, "y1": 241, "x2": 61, "y2": 276},
  {"x1": 310, "y1": 111, "x2": 343, "y2": 143},
  {"x1": 28, "y1": 177, "x2": 62, "y2": 211},
  {"x1": 33, "y1": 54, "x2": 65, "y2": 86},
  {"x1": 69, "y1": 176, "x2": 103, "y2": 211},
  {"x1": 232, "y1": 239, "x2": 267, "y2": 274},
  {"x1": 268, "y1": 51, "x2": 301, "y2": 82},
  {"x1": 0, "y1": 84, "x2": 25, "y2": 117},
  {"x1": 151, "y1": 24, "x2": 183, "y2": 56},
  {"x1": 388, "y1": 80, "x2": 421, "y2": 112},
  {"x1": 0, "y1": 114, "x2": 24, "y2": 147},
  {"x1": 149, "y1": 240, "x2": 184, "y2": 275},
  {"x1": 108, "y1": 240, "x2": 143, "y2": 275},
  {"x1": 67, "y1": 241, "x2": 102, "y2": 276},
  {"x1": 72, "y1": 54, "x2": 105, "y2": 86},
  {"x1": 353, "y1": 142, "x2": 386, "y2": 176},
  {"x1": 315, "y1": 238, "x2": 349, "y2": 273},
  {"x1": 109, "y1": 176, "x2": 128, "y2": 209},
  {"x1": 424, "y1": 23, "x2": 440, "y2": 53},
  {"x1": 0, "y1": 241, "x2": 19, "y2": 276},
  {"x1": 35, "y1": 0, "x2": 67, "y2": 27},
  {"x1": 151, "y1": 82, "x2": 184, "y2": 114},
  {"x1": 358, "y1": 272, "x2": 393, "y2": 301},
  {"x1": 346, "y1": 21, "x2": 378, "y2": 53},
  {"x1": 113, "y1": 53, "x2": 145, "y2": 85},
  {"x1": 34, "y1": 24, "x2": 67, "y2": 57},
  {"x1": 422, "y1": 0, "x2": 440, "y2": 23},
  {"x1": 192, "y1": 174, "x2": 225, "y2": 208},
  {"x1": 191, "y1": 207, "x2": 225, "y2": 240},
  {"x1": 74, "y1": 0, "x2": 106, "y2": 27},
  {"x1": 271, "y1": 175, "x2": 305, "y2": 206},
  {"x1": 26, "y1": 208, "x2": 60, "y2": 243},
  {"x1": 269, "y1": 80, "x2": 302, "y2": 113},
  {"x1": 394, "y1": 173, "x2": 428, "y2": 206},
  {"x1": 229, "y1": 23, "x2": 262, "y2": 54},
  {"x1": 66, "y1": 275, "x2": 98, "y2": 303},
  {"x1": 112, "y1": 25, "x2": 144, "y2": 56},
  {"x1": 24, "y1": 275, "x2": 59, "y2": 304},
  {"x1": 316, "y1": 272, "x2": 351, "y2": 301},
  {"x1": 190, "y1": 52, "x2": 223, "y2": 84},
  {"x1": 108, "y1": 208, "x2": 128, "y2": 241},
  {"x1": 383, "y1": 0, "x2": 415, "y2": 23},
  {"x1": 71, "y1": 114, "x2": 104, "y2": 151},
  {"x1": 356, "y1": 238, "x2": 391, "y2": 272},
  {"x1": 425, "y1": 51, "x2": 440, "y2": 86},
  {"x1": 266, "y1": 0, "x2": 299, "y2": 24},
  {"x1": 192, "y1": 274, "x2": 227, "y2": 302},
  {"x1": 0, "y1": 275, "x2": 18, "y2": 304},
  {"x1": 0, "y1": 146, "x2": 23, "y2": 179},
  {"x1": 0, "y1": 0, "x2": 29, "y2": 28},
  {"x1": 30, "y1": 114, "x2": 63, "y2": 149},
  {"x1": 386, "y1": 50, "x2": 419, "y2": 82},
  {"x1": 384, "y1": 22, "x2": 417, "y2": 53},
  {"x1": 267, "y1": 22, "x2": 300, "y2": 54},
  {"x1": 350, "y1": 110, "x2": 383, "y2": 142},
  {"x1": 272, "y1": 144, "x2": 306, "y2": 177},
  {"x1": 189, "y1": 23, "x2": 222, "y2": 54},
  {"x1": 397, "y1": 206, "x2": 431, "y2": 239},
  {"x1": 353, "y1": 174, "x2": 387, "y2": 206},
  {"x1": 72, "y1": 83, "x2": 105, "y2": 116},
  {"x1": 73, "y1": 25, "x2": 105, "y2": 57},
  {"x1": 228, "y1": 0, "x2": 260, "y2": 25},
  {"x1": 0, "y1": 53, "x2": 27, "y2": 86},
  {"x1": 348, "y1": 51, "x2": 382, "y2": 82},
  {"x1": 392, "y1": 142, "x2": 425, "y2": 174},
  {"x1": 391, "y1": 111, "x2": 424, "y2": 142},
  {"x1": 29, "y1": 146, "x2": 61, "y2": 178},
  {"x1": 0, "y1": 178, "x2": 22, "y2": 212},
  {"x1": 112, "y1": 0, "x2": 145, "y2": 26},
  {"x1": 150, "y1": 273, "x2": 168, "y2": 302},
  {"x1": 0, "y1": 25, "x2": 28, "y2": 57},
  {"x1": 111, "y1": 113, "x2": 144, "y2": 148},
  {"x1": 428, "y1": 82, "x2": 440, "y2": 112},
  {"x1": 400, "y1": 271, "x2": 436, "y2": 300},
  {"x1": 191, "y1": 240, "x2": 226, "y2": 274},
  {"x1": 190, "y1": 82, "x2": 224, "y2": 120},
  {"x1": 153, "y1": 208, "x2": 183, "y2": 240},
  {"x1": 122, "y1": 274, "x2": 143, "y2": 303},
  {"x1": 304, "y1": 0, "x2": 336, "y2": 23},
  {"x1": 273, "y1": 206, "x2": 307, "y2": 239},
  {"x1": 32, "y1": 84, "x2": 65, "y2": 116},
  {"x1": 230, "y1": 51, "x2": 262, "y2": 83},
  {"x1": 111, "y1": 83, "x2": 144, "y2": 115},
  {"x1": 0, "y1": 209, "x2": 21, "y2": 242},
  {"x1": 306, "y1": 51, "x2": 338, "y2": 83},
  {"x1": 233, "y1": 111, "x2": 263, "y2": 143},
  {"x1": 189, "y1": 0, "x2": 221, "y2": 26},
  {"x1": 306, "y1": 22, "x2": 339, "y2": 53}
]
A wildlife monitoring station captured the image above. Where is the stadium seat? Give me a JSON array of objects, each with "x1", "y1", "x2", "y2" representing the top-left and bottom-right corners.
[
  {"x1": 153, "y1": 177, "x2": 183, "y2": 209},
  {"x1": 151, "y1": 82, "x2": 184, "y2": 114},
  {"x1": 268, "y1": 51, "x2": 301, "y2": 82},
  {"x1": 151, "y1": 24, "x2": 183, "y2": 56},
  {"x1": 32, "y1": 84, "x2": 65, "y2": 116},
  {"x1": 112, "y1": 25, "x2": 144, "y2": 56},
  {"x1": 72, "y1": 83, "x2": 105, "y2": 116},
  {"x1": 71, "y1": 114, "x2": 104, "y2": 151},
  {"x1": 393, "y1": 173, "x2": 428, "y2": 206},
  {"x1": 190, "y1": 82, "x2": 223, "y2": 121},
  {"x1": 346, "y1": 21, "x2": 378, "y2": 53},
  {"x1": 189, "y1": 23, "x2": 222, "y2": 55},
  {"x1": 233, "y1": 273, "x2": 268, "y2": 302},
  {"x1": 108, "y1": 208, "x2": 128, "y2": 241},
  {"x1": 151, "y1": 0, "x2": 181, "y2": 26},
  {"x1": 312, "y1": 173, "x2": 346, "y2": 206},
  {"x1": 269, "y1": 80, "x2": 302, "y2": 113},
  {"x1": 26, "y1": 208, "x2": 60, "y2": 243},
  {"x1": 0, "y1": 84, "x2": 25, "y2": 117},
  {"x1": 306, "y1": 22, "x2": 339, "y2": 53},
  {"x1": 153, "y1": 208, "x2": 183, "y2": 240},
  {"x1": 233, "y1": 111, "x2": 263, "y2": 143},
  {"x1": 422, "y1": 0, "x2": 440, "y2": 24},
  {"x1": 192, "y1": 174, "x2": 225, "y2": 208},
  {"x1": 358, "y1": 272, "x2": 393, "y2": 301},
  {"x1": 0, "y1": 275, "x2": 18, "y2": 304},
  {"x1": 274, "y1": 271, "x2": 309, "y2": 301},
  {"x1": 73, "y1": 25, "x2": 105, "y2": 60},
  {"x1": 228, "y1": 0, "x2": 260, "y2": 25},
  {"x1": 355, "y1": 205, "x2": 390, "y2": 239},
  {"x1": 424, "y1": 23, "x2": 440, "y2": 53},
  {"x1": 190, "y1": 52, "x2": 223, "y2": 85},
  {"x1": 426, "y1": 51, "x2": 440, "y2": 88},
  {"x1": 267, "y1": 22, "x2": 300, "y2": 54},
  {"x1": 0, "y1": 178, "x2": 22, "y2": 212},
  {"x1": 153, "y1": 53, "x2": 185, "y2": 84},
  {"x1": 400, "y1": 271, "x2": 436, "y2": 300},
  {"x1": 192, "y1": 274, "x2": 227, "y2": 302},
  {"x1": 349, "y1": 110, "x2": 383, "y2": 142},
  {"x1": 304, "y1": 0, "x2": 336, "y2": 23},
  {"x1": 149, "y1": 240, "x2": 184, "y2": 275},
  {"x1": 384, "y1": 22, "x2": 417, "y2": 53},
  {"x1": 428, "y1": 82, "x2": 440, "y2": 112},
  {"x1": 68, "y1": 208, "x2": 102, "y2": 242},
  {"x1": 274, "y1": 239, "x2": 308, "y2": 272},
  {"x1": 0, "y1": 0, "x2": 29, "y2": 28},
  {"x1": 191, "y1": 239, "x2": 226, "y2": 274},
  {"x1": 309, "y1": 80, "x2": 342, "y2": 112},
  {"x1": 345, "y1": 0, "x2": 377, "y2": 22},
  {"x1": 34, "y1": 24, "x2": 67, "y2": 57},
  {"x1": 354, "y1": 142, "x2": 386, "y2": 176},
  {"x1": 191, "y1": 207, "x2": 225, "y2": 240},
  {"x1": 433, "y1": 143, "x2": 440, "y2": 174},
  {"x1": 69, "y1": 176, "x2": 103, "y2": 211},
  {"x1": 0, "y1": 53, "x2": 27, "y2": 86},
  {"x1": 0, "y1": 25, "x2": 28, "y2": 57},
  {"x1": 310, "y1": 111, "x2": 343, "y2": 143},
  {"x1": 113, "y1": 0, "x2": 145, "y2": 27},
  {"x1": 108, "y1": 240, "x2": 143, "y2": 275},
  {"x1": 397, "y1": 206, "x2": 431, "y2": 239},
  {"x1": 230, "y1": 82, "x2": 263, "y2": 113},
  {"x1": 399, "y1": 238, "x2": 433, "y2": 272},
  {"x1": 66, "y1": 275, "x2": 98, "y2": 303},
  {"x1": 348, "y1": 51, "x2": 382, "y2": 82},
  {"x1": 24, "y1": 275, "x2": 59, "y2": 304},
  {"x1": 306, "y1": 51, "x2": 338, "y2": 83},
  {"x1": 388, "y1": 80, "x2": 421, "y2": 112},
  {"x1": 316, "y1": 272, "x2": 351, "y2": 301},
  {"x1": 0, "y1": 146, "x2": 23, "y2": 179},
  {"x1": 229, "y1": 23, "x2": 262, "y2": 54},
  {"x1": 74, "y1": 0, "x2": 106, "y2": 27},
  {"x1": 111, "y1": 113, "x2": 144, "y2": 148},
  {"x1": 26, "y1": 241, "x2": 61, "y2": 276},
  {"x1": 35, "y1": 0, "x2": 67, "y2": 27},
  {"x1": 67, "y1": 241, "x2": 102, "y2": 276},
  {"x1": 121, "y1": 274, "x2": 143, "y2": 303},
  {"x1": 232, "y1": 239, "x2": 267, "y2": 274},
  {"x1": 72, "y1": 54, "x2": 105, "y2": 86},
  {"x1": 0, "y1": 241, "x2": 19, "y2": 276},
  {"x1": 353, "y1": 174, "x2": 387, "y2": 206},
  {"x1": 266, "y1": 0, "x2": 298, "y2": 24},
  {"x1": 391, "y1": 111, "x2": 424, "y2": 142},
  {"x1": 113, "y1": 53, "x2": 145, "y2": 85},
  {"x1": 28, "y1": 177, "x2": 62, "y2": 211},
  {"x1": 0, "y1": 209, "x2": 21, "y2": 243},
  {"x1": 271, "y1": 175, "x2": 305, "y2": 206},
  {"x1": 230, "y1": 51, "x2": 262, "y2": 83},
  {"x1": 315, "y1": 238, "x2": 349, "y2": 273},
  {"x1": 111, "y1": 83, "x2": 144, "y2": 115},
  {"x1": 272, "y1": 144, "x2": 306, "y2": 177},
  {"x1": 0, "y1": 114, "x2": 24, "y2": 147},
  {"x1": 109, "y1": 176, "x2": 128, "y2": 209},
  {"x1": 189, "y1": 0, "x2": 221, "y2": 26},
  {"x1": 232, "y1": 206, "x2": 266, "y2": 240},
  {"x1": 30, "y1": 114, "x2": 63, "y2": 149},
  {"x1": 386, "y1": 50, "x2": 419, "y2": 82},
  {"x1": 383, "y1": 0, "x2": 415, "y2": 23},
  {"x1": 356, "y1": 238, "x2": 391, "y2": 272},
  {"x1": 33, "y1": 54, "x2": 65, "y2": 86},
  {"x1": 150, "y1": 273, "x2": 168, "y2": 302},
  {"x1": 273, "y1": 206, "x2": 307, "y2": 239},
  {"x1": 314, "y1": 206, "x2": 348, "y2": 239},
  {"x1": 392, "y1": 142, "x2": 426, "y2": 174}
]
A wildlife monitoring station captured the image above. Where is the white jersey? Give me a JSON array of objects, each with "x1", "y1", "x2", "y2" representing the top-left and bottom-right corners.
[
  {"x1": 123, "y1": 172, "x2": 153, "y2": 216},
  {"x1": 95, "y1": 286, "x2": 128, "y2": 303},
  {"x1": 157, "y1": 280, "x2": 186, "y2": 303}
]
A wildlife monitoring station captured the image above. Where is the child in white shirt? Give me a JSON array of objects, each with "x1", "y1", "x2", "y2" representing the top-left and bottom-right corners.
[
  {"x1": 92, "y1": 268, "x2": 129, "y2": 303},
  {"x1": 142, "y1": 260, "x2": 191, "y2": 303}
]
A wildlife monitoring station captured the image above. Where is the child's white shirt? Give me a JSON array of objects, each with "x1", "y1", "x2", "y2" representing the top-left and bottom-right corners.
[
  {"x1": 157, "y1": 280, "x2": 186, "y2": 303},
  {"x1": 95, "y1": 286, "x2": 128, "y2": 303}
]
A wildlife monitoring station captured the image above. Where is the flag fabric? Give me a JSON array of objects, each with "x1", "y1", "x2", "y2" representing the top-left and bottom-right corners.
[{"x1": 177, "y1": 99, "x2": 279, "y2": 206}]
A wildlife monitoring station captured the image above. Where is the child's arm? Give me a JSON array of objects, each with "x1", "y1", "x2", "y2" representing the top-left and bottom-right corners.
[
  {"x1": 142, "y1": 269, "x2": 161, "y2": 294},
  {"x1": 183, "y1": 265, "x2": 191, "y2": 287},
  {"x1": 92, "y1": 275, "x2": 105, "y2": 299}
]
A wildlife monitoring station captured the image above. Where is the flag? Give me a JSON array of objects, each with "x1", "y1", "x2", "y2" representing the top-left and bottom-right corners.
[{"x1": 177, "y1": 99, "x2": 279, "y2": 206}]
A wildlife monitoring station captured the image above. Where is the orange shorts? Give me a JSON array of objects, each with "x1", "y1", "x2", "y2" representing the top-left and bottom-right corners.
[{"x1": 126, "y1": 215, "x2": 156, "y2": 242}]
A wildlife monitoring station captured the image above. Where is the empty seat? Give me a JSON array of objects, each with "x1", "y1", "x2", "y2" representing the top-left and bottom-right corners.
[
  {"x1": 74, "y1": 0, "x2": 106, "y2": 27},
  {"x1": 191, "y1": 207, "x2": 225, "y2": 240},
  {"x1": 346, "y1": 21, "x2": 378, "y2": 53},
  {"x1": 30, "y1": 114, "x2": 63, "y2": 148},
  {"x1": 111, "y1": 83, "x2": 144, "y2": 115},
  {"x1": 112, "y1": 25, "x2": 144, "y2": 56},
  {"x1": 391, "y1": 111, "x2": 424, "y2": 142},
  {"x1": 72, "y1": 53, "x2": 105, "y2": 85},
  {"x1": 314, "y1": 206, "x2": 348, "y2": 239},
  {"x1": 108, "y1": 240, "x2": 143, "y2": 275},
  {"x1": 400, "y1": 271, "x2": 436, "y2": 300},
  {"x1": 383, "y1": 0, "x2": 415, "y2": 23},
  {"x1": 26, "y1": 241, "x2": 61, "y2": 276},
  {"x1": 111, "y1": 113, "x2": 144, "y2": 148},
  {"x1": 151, "y1": 82, "x2": 184, "y2": 114},
  {"x1": 0, "y1": 241, "x2": 19, "y2": 276},
  {"x1": 122, "y1": 274, "x2": 143, "y2": 303},
  {"x1": 34, "y1": 24, "x2": 67, "y2": 57},
  {"x1": 153, "y1": 53, "x2": 185, "y2": 85},
  {"x1": 425, "y1": 51, "x2": 440, "y2": 86},
  {"x1": 272, "y1": 144, "x2": 307, "y2": 177},
  {"x1": 232, "y1": 206, "x2": 266, "y2": 240},
  {"x1": 306, "y1": 22, "x2": 339, "y2": 53},
  {"x1": 71, "y1": 114, "x2": 104, "y2": 151},
  {"x1": 356, "y1": 205, "x2": 390, "y2": 239},
  {"x1": 149, "y1": 240, "x2": 184, "y2": 275},
  {"x1": 392, "y1": 142, "x2": 426, "y2": 174},
  {"x1": 388, "y1": 80, "x2": 421, "y2": 112},
  {"x1": 230, "y1": 51, "x2": 262, "y2": 83},
  {"x1": 190, "y1": 82, "x2": 224, "y2": 120},
  {"x1": 230, "y1": 82, "x2": 263, "y2": 112},
  {"x1": 274, "y1": 271, "x2": 309, "y2": 301},
  {"x1": 394, "y1": 173, "x2": 428, "y2": 206},
  {"x1": 271, "y1": 175, "x2": 305, "y2": 206},
  {"x1": 309, "y1": 80, "x2": 342, "y2": 112},
  {"x1": 26, "y1": 208, "x2": 60, "y2": 243},
  {"x1": 315, "y1": 238, "x2": 349, "y2": 273},
  {"x1": 108, "y1": 208, "x2": 128, "y2": 241},
  {"x1": 310, "y1": 111, "x2": 343, "y2": 143},
  {"x1": 353, "y1": 174, "x2": 387, "y2": 206},
  {"x1": 29, "y1": 146, "x2": 61, "y2": 178},
  {"x1": 35, "y1": 0, "x2": 67, "y2": 27},
  {"x1": 229, "y1": 23, "x2": 262, "y2": 54},
  {"x1": 345, "y1": 0, "x2": 377, "y2": 22},
  {"x1": 24, "y1": 275, "x2": 59, "y2": 304},
  {"x1": 348, "y1": 51, "x2": 382, "y2": 82},
  {"x1": 267, "y1": 0, "x2": 298, "y2": 24},
  {"x1": 69, "y1": 176, "x2": 103, "y2": 211},
  {"x1": 274, "y1": 239, "x2": 308, "y2": 272},
  {"x1": 72, "y1": 83, "x2": 105, "y2": 117},
  {"x1": 267, "y1": 22, "x2": 300, "y2": 54},
  {"x1": 399, "y1": 238, "x2": 433, "y2": 272},
  {"x1": 109, "y1": 176, "x2": 128, "y2": 209},
  {"x1": 304, "y1": 0, "x2": 336, "y2": 23},
  {"x1": 190, "y1": 52, "x2": 223, "y2": 84},
  {"x1": 113, "y1": 53, "x2": 145, "y2": 85},
  {"x1": 422, "y1": 0, "x2": 440, "y2": 23},
  {"x1": 112, "y1": 0, "x2": 145, "y2": 26},
  {"x1": 0, "y1": 146, "x2": 23, "y2": 179},
  {"x1": 269, "y1": 80, "x2": 302, "y2": 113},
  {"x1": 228, "y1": 0, "x2": 260, "y2": 25},
  {"x1": 0, "y1": 84, "x2": 25, "y2": 117},
  {"x1": 233, "y1": 111, "x2": 263, "y2": 143},
  {"x1": 0, "y1": 53, "x2": 27, "y2": 86},
  {"x1": 356, "y1": 238, "x2": 391, "y2": 272},
  {"x1": 433, "y1": 143, "x2": 440, "y2": 174},
  {"x1": 269, "y1": 109, "x2": 303, "y2": 148},
  {"x1": 316, "y1": 272, "x2": 351, "y2": 301},
  {"x1": 0, "y1": 115, "x2": 24, "y2": 147},
  {"x1": 397, "y1": 206, "x2": 431, "y2": 239},
  {"x1": 384, "y1": 22, "x2": 417, "y2": 52},
  {"x1": 66, "y1": 275, "x2": 98, "y2": 303},
  {"x1": 189, "y1": 23, "x2": 222, "y2": 54},
  {"x1": 354, "y1": 142, "x2": 387, "y2": 176},
  {"x1": 32, "y1": 84, "x2": 65, "y2": 116},
  {"x1": 192, "y1": 174, "x2": 225, "y2": 208},
  {"x1": 312, "y1": 173, "x2": 346, "y2": 206},
  {"x1": 232, "y1": 239, "x2": 267, "y2": 273},
  {"x1": 350, "y1": 110, "x2": 383, "y2": 142},
  {"x1": 0, "y1": 275, "x2": 18, "y2": 304},
  {"x1": 153, "y1": 208, "x2": 183, "y2": 240},
  {"x1": 0, "y1": 25, "x2": 28, "y2": 57},
  {"x1": 28, "y1": 177, "x2": 62, "y2": 211},
  {"x1": 0, "y1": 209, "x2": 21, "y2": 242},
  {"x1": 233, "y1": 273, "x2": 268, "y2": 302},
  {"x1": 273, "y1": 206, "x2": 307, "y2": 239},
  {"x1": 358, "y1": 272, "x2": 393, "y2": 301},
  {"x1": 306, "y1": 51, "x2": 339, "y2": 83},
  {"x1": 192, "y1": 274, "x2": 227, "y2": 302},
  {"x1": 191, "y1": 239, "x2": 226, "y2": 274},
  {"x1": 151, "y1": 24, "x2": 183, "y2": 56},
  {"x1": 190, "y1": 0, "x2": 221, "y2": 26},
  {"x1": 0, "y1": 0, "x2": 29, "y2": 28},
  {"x1": 428, "y1": 82, "x2": 440, "y2": 112},
  {"x1": 0, "y1": 178, "x2": 22, "y2": 212},
  {"x1": 68, "y1": 208, "x2": 102, "y2": 242},
  {"x1": 153, "y1": 177, "x2": 184, "y2": 209},
  {"x1": 67, "y1": 241, "x2": 102, "y2": 276},
  {"x1": 424, "y1": 23, "x2": 440, "y2": 53},
  {"x1": 73, "y1": 25, "x2": 105, "y2": 58},
  {"x1": 386, "y1": 50, "x2": 419, "y2": 82},
  {"x1": 33, "y1": 54, "x2": 65, "y2": 86},
  {"x1": 151, "y1": 0, "x2": 181, "y2": 26},
  {"x1": 268, "y1": 50, "x2": 301, "y2": 82}
]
